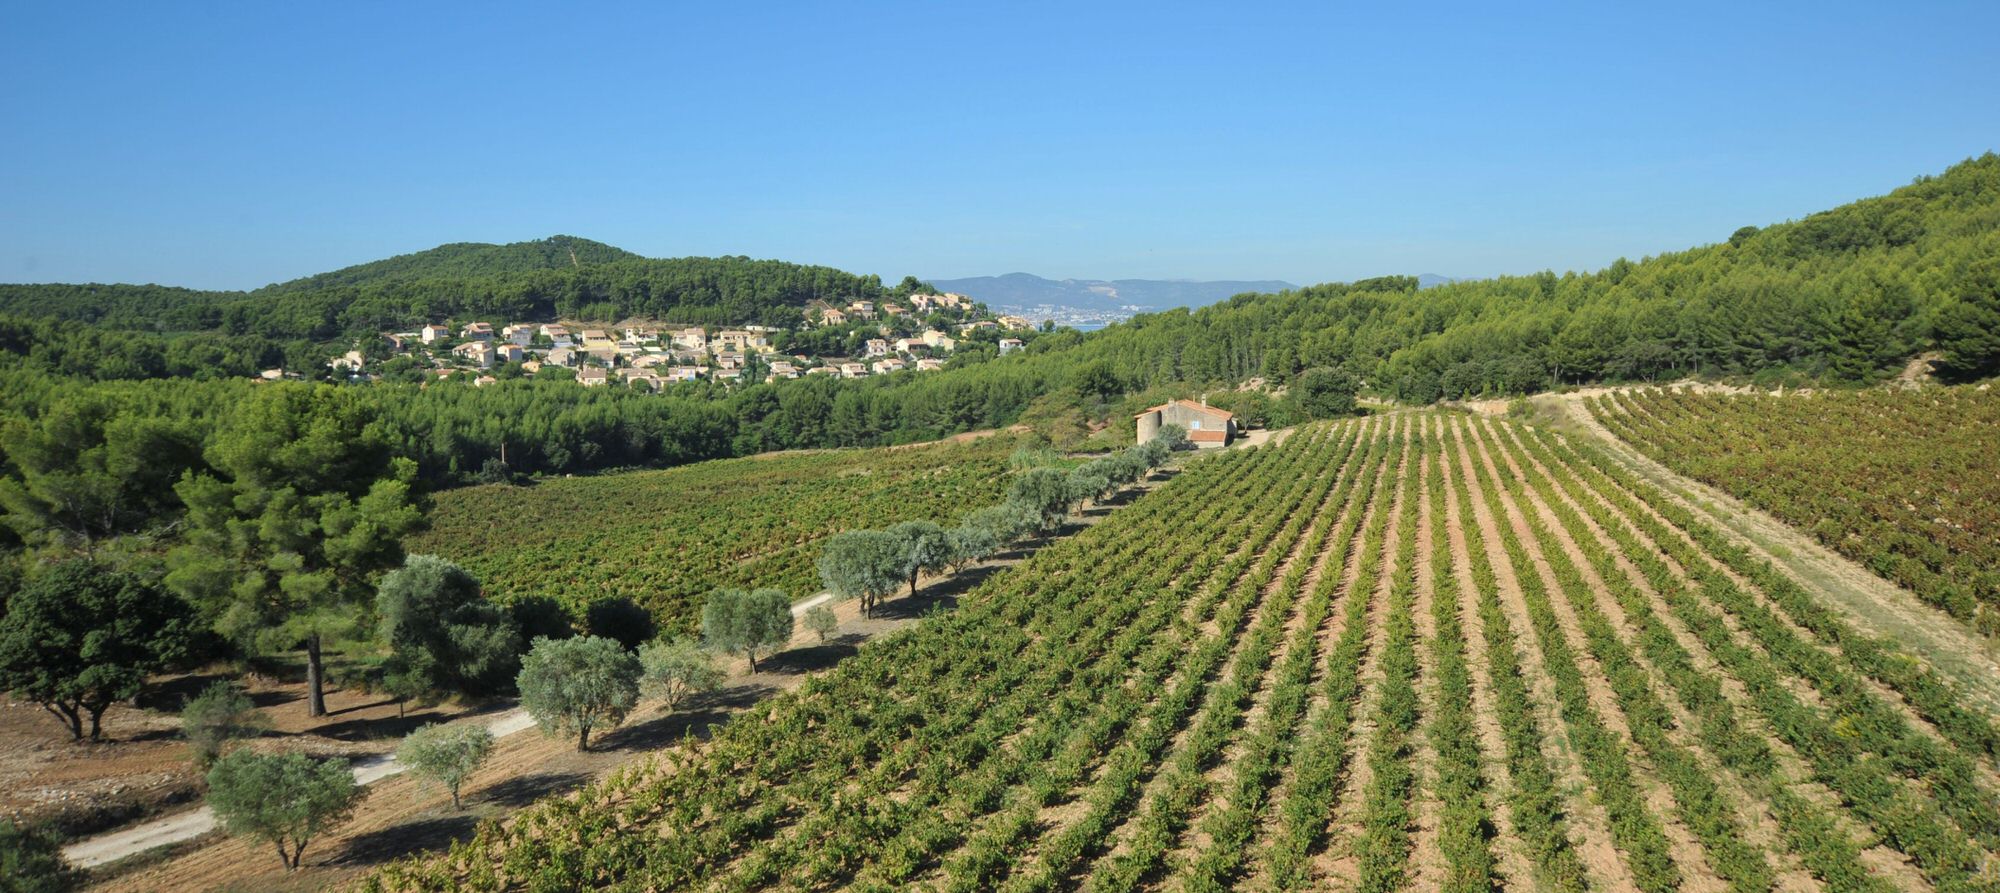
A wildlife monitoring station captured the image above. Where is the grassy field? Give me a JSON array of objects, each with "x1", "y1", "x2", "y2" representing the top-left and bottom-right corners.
[
  {"x1": 367, "y1": 411, "x2": 2000, "y2": 892},
  {"x1": 1592, "y1": 386, "x2": 2000, "y2": 634},
  {"x1": 408, "y1": 435, "x2": 1017, "y2": 634}
]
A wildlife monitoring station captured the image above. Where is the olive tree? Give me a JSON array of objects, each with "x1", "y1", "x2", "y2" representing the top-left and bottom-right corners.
[
  {"x1": 516, "y1": 636, "x2": 641, "y2": 751},
  {"x1": 1065, "y1": 467, "x2": 1111, "y2": 512},
  {"x1": 375, "y1": 555, "x2": 522, "y2": 698},
  {"x1": 817, "y1": 529, "x2": 904, "y2": 617},
  {"x1": 803, "y1": 605, "x2": 840, "y2": 643},
  {"x1": 207, "y1": 750, "x2": 362, "y2": 871},
  {"x1": 945, "y1": 524, "x2": 1000, "y2": 573},
  {"x1": 397, "y1": 723, "x2": 494, "y2": 809},
  {"x1": 887, "y1": 520, "x2": 952, "y2": 599},
  {"x1": 637, "y1": 638, "x2": 723, "y2": 710},
  {"x1": 1008, "y1": 467, "x2": 1072, "y2": 532},
  {"x1": 701, "y1": 589, "x2": 794, "y2": 672},
  {"x1": 963, "y1": 502, "x2": 1039, "y2": 545}
]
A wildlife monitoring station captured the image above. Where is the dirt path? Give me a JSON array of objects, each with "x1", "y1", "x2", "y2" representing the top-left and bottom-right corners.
[
  {"x1": 69, "y1": 592, "x2": 839, "y2": 874},
  {"x1": 1543, "y1": 392, "x2": 2000, "y2": 713}
]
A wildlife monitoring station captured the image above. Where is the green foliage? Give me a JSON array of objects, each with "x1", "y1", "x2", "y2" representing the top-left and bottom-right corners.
[
  {"x1": 1598, "y1": 387, "x2": 2000, "y2": 630},
  {"x1": 376, "y1": 555, "x2": 523, "y2": 697},
  {"x1": 0, "y1": 560, "x2": 198, "y2": 741},
  {"x1": 700, "y1": 588, "x2": 794, "y2": 672},
  {"x1": 945, "y1": 524, "x2": 1000, "y2": 573},
  {"x1": 507, "y1": 596, "x2": 576, "y2": 643},
  {"x1": 396, "y1": 723, "x2": 494, "y2": 809},
  {"x1": 637, "y1": 637, "x2": 724, "y2": 710},
  {"x1": 0, "y1": 391, "x2": 204, "y2": 552},
  {"x1": 1931, "y1": 258, "x2": 2000, "y2": 382},
  {"x1": 817, "y1": 529, "x2": 906, "y2": 618},
  {"x1": 885, "y1": 520, "x2": 952, "y2": 598},
  {"x1": 164, "y1": 385, "x2": 424, "y2": 716},
  {"x1": 0, "y1": 820, "x2": 74, "y2": 893},
  {"x1": 181, "y1": 681, "x2": 270, "y2": 768},
  {"x1": 1008, "y1": 467, "x2": 1073, "y2": 532},
  {"x1": 1064, "y1": 466, "x2": 1111, "y2": 509},
  {"x1": 206, "y1": 749, "x2": 362, "y2": 871},
  {"x1": 802, "y1": 605, "x2": 840, "y2": 643},
  {"x1": 1288, "y1": 366, "x2": 1358, "y2": 418},
  {"x1": 584, "y1": 597, "x2": 657, "y2": 652},
  {"x1": 962, "y1": 502, "x2": 1039, "y2": 546},
  {"x1": 415, "y1": 437, "x2": 1011, "y2": 632},
  {"x1": 516, "y1": 635, "x2": 640, "y2": 751}
]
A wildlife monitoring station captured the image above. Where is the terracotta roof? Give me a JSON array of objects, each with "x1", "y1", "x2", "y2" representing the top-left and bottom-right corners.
[
  {"x1": 1189, "y1": 429, "x2": 1229, "y2": 443},
  {"x1": 1134, "y1": 399, "x2": 1235, "y2": 421}
]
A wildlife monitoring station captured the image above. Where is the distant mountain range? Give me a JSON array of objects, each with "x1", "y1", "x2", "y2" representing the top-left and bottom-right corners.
[
  {"x1": 931, "y1": 272, "x2": 1465, "y2": 315},
  {"x1": 927, "y1": 273, "x2": 1298, "y2": 314}
]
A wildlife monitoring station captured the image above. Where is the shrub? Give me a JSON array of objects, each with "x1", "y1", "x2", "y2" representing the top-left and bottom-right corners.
[
  {"x1": 637, "y1": 638, "x2": 723, "y2": 710},
  {"x1": 181, "y1": 681, "x2": 269, "y2": 768},
  {"x1": 803, "y1": 605, "x2": 840, "y2": 644},
  {"x1": 0, "y1": 820, "x2": 73, "y2": 893}
]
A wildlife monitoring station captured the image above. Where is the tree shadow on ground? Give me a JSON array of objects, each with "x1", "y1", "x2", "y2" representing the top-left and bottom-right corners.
[
  {"x1": 596, "y1": 687, "x2": 765, "y2": 753},
  {"x1": 757, "y1": 642, "x2": 859, "y2": 676},
  {"x1": 331, "y1": 814, "x2": 482, "y2": 866},
  {"x1": 138, "y1": 673, "x2": 236, "y2": 713},
  {"x1": 306, "y1": 707, "x2": 459, "y2": 742},
  {"x1": 479, "y1": 770, "x2": 592, "y2": 808}
]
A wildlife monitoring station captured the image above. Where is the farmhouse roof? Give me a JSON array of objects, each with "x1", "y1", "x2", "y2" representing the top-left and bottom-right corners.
[{"x1": 1134, "y1": 399, "x2": 1235, "y2": 421}]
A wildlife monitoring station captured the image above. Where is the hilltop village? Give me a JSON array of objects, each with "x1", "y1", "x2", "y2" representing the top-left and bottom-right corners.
[{"x1": 309, "y1": 293, "x2": 1037, "y2": 388}]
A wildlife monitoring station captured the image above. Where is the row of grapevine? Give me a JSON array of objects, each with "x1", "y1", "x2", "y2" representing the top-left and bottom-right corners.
[
  {"x1": 410, "y1": 435, "x2": 1020, "y2": 630},
  {"x1": 1592, "y1": 386, "x2": 2000, "y2": 631},
  {"x1": 364, "y1": 409, "x2": 2000, "y2": 892}
]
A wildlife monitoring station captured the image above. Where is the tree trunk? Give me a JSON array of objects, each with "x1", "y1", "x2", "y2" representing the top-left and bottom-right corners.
[
  {"x1": 747, "y1": 650, "x2": 758, "y2": 673},
  {"x1": 910, "y1": 571, "x2": 920, "y2": 599},
  {"x1": 305, "y1": 633, "x2": 327, "y2": 718},
  {"x1": 450, "y1": 786, "x2": 462, "y2": 810},
  {"x1": 52, "y1": 703, "x2": 83, "y2": 741},
  {"x1": 577, "y1": 725, "x2": 591, "y2": 752},
  {"x1": 87, "y1": 706, "x2": 105, "y2": 742}
]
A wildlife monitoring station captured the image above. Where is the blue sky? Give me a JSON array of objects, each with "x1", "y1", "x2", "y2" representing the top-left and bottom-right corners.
[{"x1": 3, "y1": 1, "x2": 1997, "y2": 291}]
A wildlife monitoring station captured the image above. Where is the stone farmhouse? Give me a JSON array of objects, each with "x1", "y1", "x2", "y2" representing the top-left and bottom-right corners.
[{"x1": 1134, "y1": 399, "x2": 1236, "y2": 448}]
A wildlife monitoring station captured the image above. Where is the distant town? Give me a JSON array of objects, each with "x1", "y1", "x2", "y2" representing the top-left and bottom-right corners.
[
  {"x1": 293, "y1": 293, "x2": 1038, "y2": 388},
  {"x1": 300, "y1": 292, "x2": 1048, "y2": 386}
]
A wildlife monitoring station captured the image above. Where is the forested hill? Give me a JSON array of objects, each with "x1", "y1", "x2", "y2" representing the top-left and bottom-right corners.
[
  {"x1": 253, "y1": 235, "x2": 641, "y2": 293},
  {"x1": 990, "y1": 151, "x2": 2000, "y2": 401},
  {"x1": 0, "y1": 245, "x2": 903, "y2": 348}
]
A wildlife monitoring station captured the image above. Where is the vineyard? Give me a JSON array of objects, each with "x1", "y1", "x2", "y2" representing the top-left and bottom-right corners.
[
  {"x1": 409, "y1": 437, "x2": 1016, "y2": 631},
  {"x1": 1591, "y1": 387, "x2": 2000, "y2": 634},
  {"x1": 368, "y1": 411, "x2": 2000, "y2": 892}
]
